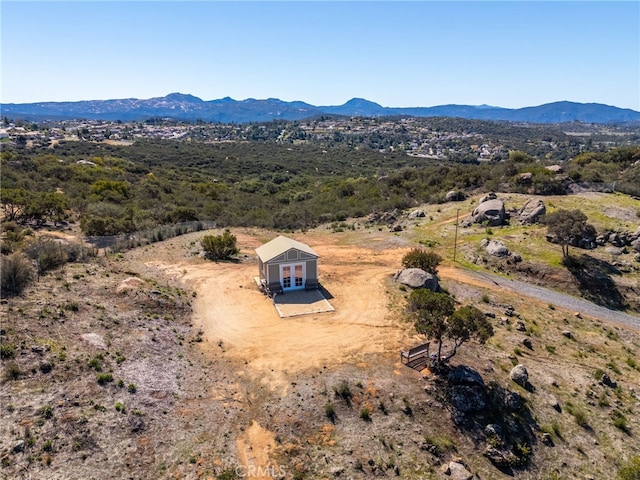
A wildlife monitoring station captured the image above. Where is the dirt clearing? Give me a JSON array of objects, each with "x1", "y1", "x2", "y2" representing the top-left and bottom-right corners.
[{"x1": 147, "y1": 230, "x2": 413, "y2": 388}]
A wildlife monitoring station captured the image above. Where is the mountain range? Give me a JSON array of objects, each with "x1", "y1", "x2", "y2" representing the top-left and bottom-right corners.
[{"x1": 2, "y1": 93, "x2": 640, "y2": 124}]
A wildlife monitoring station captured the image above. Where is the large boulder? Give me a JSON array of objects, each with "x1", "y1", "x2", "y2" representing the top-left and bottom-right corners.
[
  {"x1": 445, "y1": 190, "x2": 465, "y2": 202},
  {"x1": 470, "y1": 198, "x2": 505, "y2": 226},
  {"x1": 393, "y1": 268, "x2": 439, "y2": 291},
  {"x1": 448, "y1": 365, "x2": 487, "y2": 413},
  {"x1": 485, "y1": 240, "x2": 509, "y2": 257},
  {"x1": 605, "y1": 246, "x2": 624, "y2": 256},
  {"x1": 518, "y1": 172, "x2": 533, "y2": 185},
  {"x1": 471, "y1": 198, "x2": 505, "y2": 227},
  {"x1": 518, "y1": 198, "x2": 546, "y2": 224},
  {"x1": 443, "y1": 461, "x2": 473, "y2": 480},
  {"x1": 449, "y1": 365, "x2": 485, "y2": 388},
  {"x1": 479, "y1": 192, "x2": 498, "y2": 203},
  {"x1": 81, "y1": 332, "x2": 106, "y2": 349},
  {"x1": 510, "y1": 364, "x2": 529, "y2": 388}
]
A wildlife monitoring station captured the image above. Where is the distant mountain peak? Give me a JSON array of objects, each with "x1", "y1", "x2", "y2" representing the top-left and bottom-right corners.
[
  {"x1": 343, "y1": 97, "x2": 384, "y2": 108},
  {"x1": 1, "y1": 94, "x2": 638, "y2": 124},
  {"x1": 164, "y1": 92, "x2": 204, "y2": 103}
]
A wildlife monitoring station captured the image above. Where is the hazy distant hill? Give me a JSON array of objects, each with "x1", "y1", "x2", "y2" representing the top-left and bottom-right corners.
[{"x1": 2, "y1": 93, "x2": 639, "y2": 124}]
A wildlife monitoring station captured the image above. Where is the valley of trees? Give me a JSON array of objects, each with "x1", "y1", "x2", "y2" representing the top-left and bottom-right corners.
[{"x1": 1, "y1": 117, "x2": 639, "y2": 239}]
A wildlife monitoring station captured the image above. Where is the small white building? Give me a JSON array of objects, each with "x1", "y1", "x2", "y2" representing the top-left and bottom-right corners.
[{"x1": 255, "y1": 236, "x2": 319, "y2": 294}]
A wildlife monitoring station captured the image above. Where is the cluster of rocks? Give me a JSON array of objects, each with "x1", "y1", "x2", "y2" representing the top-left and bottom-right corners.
[
  {"x1": 366, "y1": 209, "x2": 400, "y2": 225},
  {"x1": 518, "y1": 165, "x2": 564, "y2": 187},
  {"x1": 442, "y1": 364, "x2": 534, "y2": 471},
  {"x1": 546, "y1": 225, "x2": 640, "y2": 258},
  {"x1": 463, "y1": 194, "x2": 549, "y2": 228},
  {"x1": 596, "y1": 227, "x2": 640, "y2": 260},
  {"x1": 366, "y1": 209, "x2": 407, "y2": 232},
  {"x1": 546, "y1": 231, "x2": 598, "y2": 250}
]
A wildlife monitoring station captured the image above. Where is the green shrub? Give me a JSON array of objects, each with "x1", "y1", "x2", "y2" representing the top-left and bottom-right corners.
[
  {"x1": 401, "y1": 248, "x2": 442, "y2": 274},
  {"x1": 598, "y1": 393, "x2": 610, "y2": 407},
  {"x1": 40, "y1": 404, "x2": 54, "y2": 419},
  {"x1": 324, "y1": 402, "x2": 336, "y2": 422},
  {"x1": 3, "y1": 362, "x2": 22, "y2": 381},
  {"x1": 513, "y1": 442, "x2": 532, "y2": 460},
  {"x1": 96, "y1": 373, "x2": 113, "y2": 385},
  {"x1": 115, "y1": 402, "x2": 126, "y2": 413},
  {"x1": 216, "y1": 468, "x2": 240, "y2": 480},
  {"x1": 607, "y1": 361, "x2": 622, "y2": 375},
  {"x1": 0, "y1": 344, "x2": 16, "y2": 359},
  {"x1": 128, "y1": 383, "x2": 137, "y2": 394},
  {"x1": 201, "y1": 229, "x2": 238, "y2": 261},
  {"x1": 612, "y1": 410, "x2": 630, "y2": 433},
  {"x1": 424, "y1": 434, "x2": 457, "y2": 455},
  {"x1": 566, "y1": 402, "x2": 589, "y2": 428},
  {"x1": 88, "y1": 354, "x2": 103, "y2": 371},
  {"x1": 334, "y1": 381, "x2": 353, "y2": 406},
  {"x1": 1, "y1": 253, "x2": 34, "y2": 295},
  {"x1": 619, "y1": 456, "x2": 640, "y2": 480},
  {"x1": 360, "y1": 406, "x2": 372, "y2": 422},
  {"x1": 24, "y1": 237, "x2": 69, "y2": 273},
  {"x1": 64, "y1": 301, "x2": 79, "y2": 312}
]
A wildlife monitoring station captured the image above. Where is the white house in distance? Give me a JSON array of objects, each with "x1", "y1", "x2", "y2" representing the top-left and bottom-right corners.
[{"x1": 255, "y1": 236, "x2": 319, "y2": 294}]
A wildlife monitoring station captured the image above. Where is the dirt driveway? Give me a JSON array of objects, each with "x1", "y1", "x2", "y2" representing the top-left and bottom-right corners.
[{"x1": 147, "y1": 230, "x2": 416, "y2": 387}]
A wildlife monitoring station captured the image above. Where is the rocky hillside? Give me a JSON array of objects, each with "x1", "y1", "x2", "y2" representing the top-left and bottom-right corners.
[{"x1": 2, "y1": 191, "x2": 640, "y2": 479}]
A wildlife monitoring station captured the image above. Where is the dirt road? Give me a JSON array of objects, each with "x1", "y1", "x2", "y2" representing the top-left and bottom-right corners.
[{"x1": 440, "y1": 266, "x2": 640, "y2": 331}]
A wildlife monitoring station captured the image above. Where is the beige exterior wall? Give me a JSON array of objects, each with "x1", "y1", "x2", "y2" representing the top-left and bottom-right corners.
[
  {"x1": 305, "y1": 259, "x2": 317, "y2": 282},
  {"x1": 262, "y1": 249, "x2": 318, "y2": 291}
]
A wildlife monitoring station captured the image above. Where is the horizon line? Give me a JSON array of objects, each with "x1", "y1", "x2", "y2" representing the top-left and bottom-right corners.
[{"x1": 2, "y1": 93, "x2": 639, "y2": 113}]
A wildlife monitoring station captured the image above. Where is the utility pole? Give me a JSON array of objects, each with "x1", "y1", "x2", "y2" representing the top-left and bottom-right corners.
[{"x1": 453, "y1": 208, "x2": 460, "y2": 263}]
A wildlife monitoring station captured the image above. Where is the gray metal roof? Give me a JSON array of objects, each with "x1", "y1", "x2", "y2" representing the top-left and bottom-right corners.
[{"x1": 255, "y1": 235, "x2": 319, "y2": 262}]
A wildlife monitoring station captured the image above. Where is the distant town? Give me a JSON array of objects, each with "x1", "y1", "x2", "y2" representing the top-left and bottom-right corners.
[{"x1": 2, "y1": 116, "x2": 638, "y2": 164}]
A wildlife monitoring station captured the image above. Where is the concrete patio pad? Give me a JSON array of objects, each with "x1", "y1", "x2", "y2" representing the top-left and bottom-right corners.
[{"x1": 272, "y1": 289, "x2": 335, "y2": 318}]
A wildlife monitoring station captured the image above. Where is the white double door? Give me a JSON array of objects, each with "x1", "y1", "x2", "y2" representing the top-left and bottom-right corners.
[{"x1": 280, "y1": 263, "x2": 305, "y2": 291}]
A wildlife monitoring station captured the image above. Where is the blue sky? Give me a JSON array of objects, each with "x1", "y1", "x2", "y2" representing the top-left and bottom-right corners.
[{"x1": 2, "y1": 1, "x2": 639, "y2": 110}]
